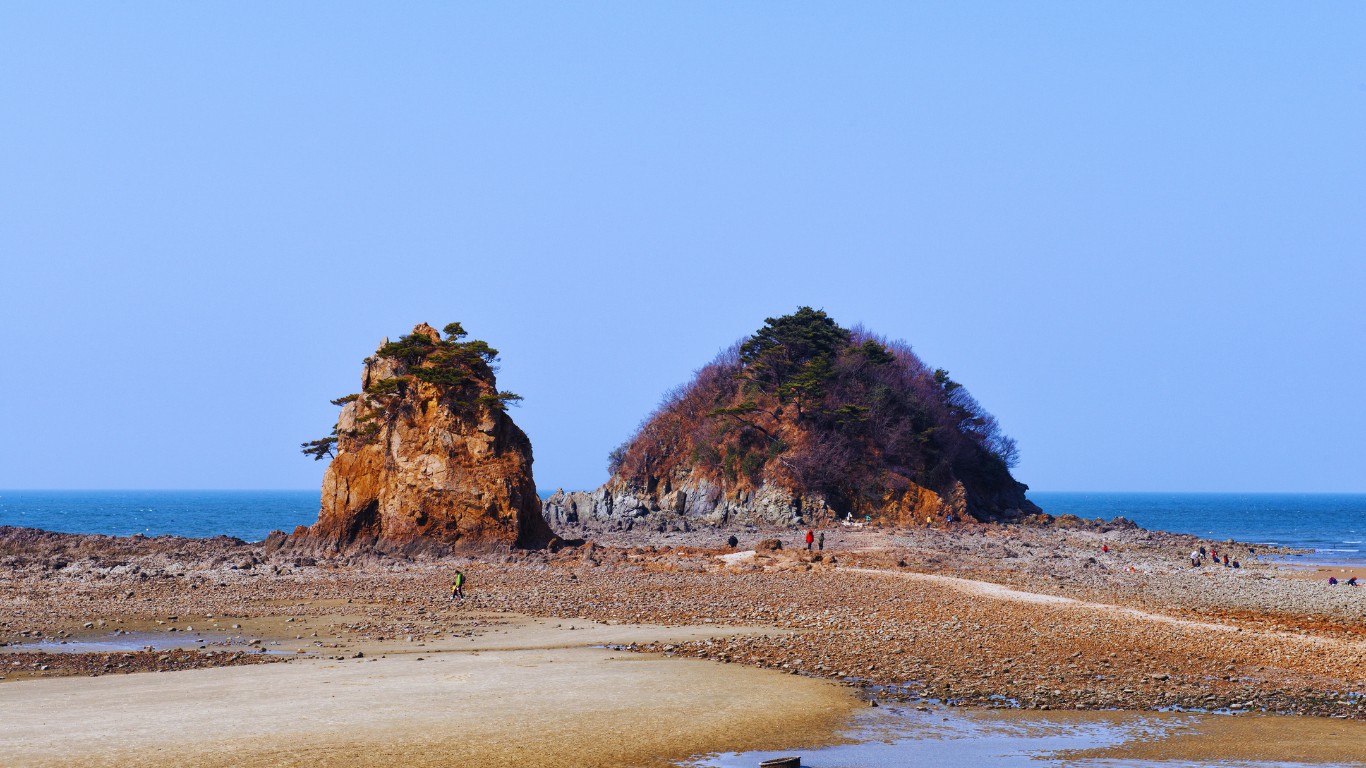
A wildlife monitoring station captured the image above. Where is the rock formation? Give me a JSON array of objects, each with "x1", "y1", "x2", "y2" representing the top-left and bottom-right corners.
[
  {"x1": 544, "y1": 308, "x2": 1040, "y2": 532},
  {"x1": 301, "y1": 323, "x2": 553, "y2": 551}
]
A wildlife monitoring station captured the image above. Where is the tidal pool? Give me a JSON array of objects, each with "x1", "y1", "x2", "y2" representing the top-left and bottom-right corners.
[
  {"x1": 684, "y1": 705, "x2": 1365, "y2": 767},
  {"x1": 4, "y1": 631, "x2": 274, "y2": 654}
]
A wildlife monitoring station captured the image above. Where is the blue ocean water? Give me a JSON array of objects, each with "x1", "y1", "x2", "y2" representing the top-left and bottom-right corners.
[
  {"x1": 0, "y1": 490, "x2": 319, "y2": 542},
  {"x1": 1030, "y1": 492, "x2": 1365, "y2": 566},
  {"x1": 0, "y1": 490, "x2": 1362, "y2": 564}
]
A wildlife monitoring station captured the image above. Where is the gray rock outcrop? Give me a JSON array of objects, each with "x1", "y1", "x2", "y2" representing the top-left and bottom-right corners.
[{"x1": 543, "y1": 476, "x2": 844, "y2": 533}]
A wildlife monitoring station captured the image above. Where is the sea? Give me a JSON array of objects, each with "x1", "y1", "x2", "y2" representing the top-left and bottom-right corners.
[
  {"x1": 1030, "y1": 492, "x2": 1364, "y2": 567},
  {"x1": 0, "y1": 490, "x2": 1361, "y2": 566}
]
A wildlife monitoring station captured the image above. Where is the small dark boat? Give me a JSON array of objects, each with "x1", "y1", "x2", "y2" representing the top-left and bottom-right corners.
[{"x1": 759, "y1": 758, "x2": 801, "y2": 768}]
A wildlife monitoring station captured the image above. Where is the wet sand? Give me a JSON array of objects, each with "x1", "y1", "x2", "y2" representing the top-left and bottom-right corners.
[
  {"x1": 697, "y1": 708, "x2": 1366, "y2": 767},
  {"x1": 1070, "y1": 710, "x2": 1366, "y2": 764},
  {"x1": 1279, "y1": 564, "x2": 1366, "y2": 584},
  {"x1": 0, "y1": 615, "x2": 857, "y2": 768}
]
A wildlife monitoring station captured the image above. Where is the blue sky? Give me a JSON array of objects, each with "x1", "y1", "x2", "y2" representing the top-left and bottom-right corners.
[{"x1": 2, "y1": 3, "x2": 1363, "y2": 493}]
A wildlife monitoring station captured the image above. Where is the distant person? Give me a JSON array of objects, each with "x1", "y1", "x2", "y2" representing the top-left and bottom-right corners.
[
  {"x1": 1199, "y1": 546, "x2": 1206, "y2": 557},
  {"x1": 1232, "y1": 560, "x2": 1241, "y2": 569},
  {"x1": 1223, "y1": 554, "x2": 1229, "y2": 567},
  {"x1": 1328, "y1": 577, "x2": 1338, "y2": 586},
  {"x1": 1346, "y1": 577, "x2": 1358, "y2": 587},
  {"x1": 818, "y1": 532, "x2": 825, "y2": 551},
  {"x1": 805, "y1": 529, "x2": 815, "y2": 552},
  {"x1": 727, "y1": 534, "x2": 739, "y2": 549},
  {"x1": 1102, "y1": 544, "x2": 1109, "y2": 554},
  {"x1": 1190, "y1": 550, "x2": 1201, "y2": 568},
  {"x1": 451, "y1": 570, "x2": 466, "y2": 600}
]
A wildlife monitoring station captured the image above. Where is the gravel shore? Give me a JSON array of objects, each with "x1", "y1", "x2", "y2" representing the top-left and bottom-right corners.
[{"x1": 2, "y1": 522, "x2": 1362, "y2": 721}]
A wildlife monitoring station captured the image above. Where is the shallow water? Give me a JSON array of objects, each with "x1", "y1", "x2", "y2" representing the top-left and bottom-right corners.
[
  {"x1": 683, "y1": 706, "x2": 1358, "y2": 768},
  {"x1": 3, "y1": 631, "x2": 281, "y2": 655}
]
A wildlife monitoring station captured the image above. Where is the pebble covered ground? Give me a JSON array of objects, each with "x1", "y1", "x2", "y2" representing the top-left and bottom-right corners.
[{"x1": 1, "y1": 523, "x2": 1362, "y2": 719}]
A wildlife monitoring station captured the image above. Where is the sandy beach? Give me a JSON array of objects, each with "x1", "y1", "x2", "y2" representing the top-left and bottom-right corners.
[
  {"x1": 2, "y1": 523, "x2": 1364, "y2": 765},
  {"x1": 2, "y1": 614, "x2": 854, "y2": 768},
  {"x1": 1280, "y1": 564, "x2": 1366, "y2": 584}
]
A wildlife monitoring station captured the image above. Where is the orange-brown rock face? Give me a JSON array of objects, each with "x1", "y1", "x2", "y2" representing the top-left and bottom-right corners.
[{"x1": 306, "y1": 323, "x2": 553, "y2": 551}]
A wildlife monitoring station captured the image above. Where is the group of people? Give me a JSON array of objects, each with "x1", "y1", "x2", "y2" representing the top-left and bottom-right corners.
[
  {"x1": 1188, "y1": 545, "x2": 1241, "y2": 569},
  {"x1": 1183, "y1": 546, "x2": 1363, "y2": 588}
]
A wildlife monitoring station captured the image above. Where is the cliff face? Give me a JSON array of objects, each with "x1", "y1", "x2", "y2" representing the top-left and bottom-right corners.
[
  {"x1": 543, "y1": 474, "x2": 983, "y2": 532},
  {"x1": 544, "y1": 308, "x2": 1039, "y2": 532},
  {"x1": 543, "y1": 480, "x2": 845, "y2": 532},
  {"x1": 305, "y1": 323, "x2": 553, "y2": 551}
]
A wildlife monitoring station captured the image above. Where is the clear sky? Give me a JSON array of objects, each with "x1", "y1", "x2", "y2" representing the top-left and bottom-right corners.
[{"x1": 2, "y1": 3, "x2": 1363, "y2": 494}]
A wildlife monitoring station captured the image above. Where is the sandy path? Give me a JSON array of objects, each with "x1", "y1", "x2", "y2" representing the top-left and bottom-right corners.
[
  {"x1": 0, "y1": 615, "x2": 856, "y2": 768},
  {"x1": 848, "y1": 567, "x2": 1366, "y2": 651}
]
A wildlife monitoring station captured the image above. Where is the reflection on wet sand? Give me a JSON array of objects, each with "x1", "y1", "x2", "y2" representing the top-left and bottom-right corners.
[{"x1": 689, "y1": 706, "x2": 1366, "y2": 768}]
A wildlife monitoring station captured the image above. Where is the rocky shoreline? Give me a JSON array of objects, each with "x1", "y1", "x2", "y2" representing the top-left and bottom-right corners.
[{"x1": 2, "y1": 522, "x2": 1362, "y2": 722}]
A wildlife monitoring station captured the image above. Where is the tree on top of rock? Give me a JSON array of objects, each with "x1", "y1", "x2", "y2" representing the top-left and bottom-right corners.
[
  {"x1": 301, "y1": 321, "x2": 522, "y2": 462},
  {"x1": 739, "y1": 307, "x2": 850, "y2": 418}
]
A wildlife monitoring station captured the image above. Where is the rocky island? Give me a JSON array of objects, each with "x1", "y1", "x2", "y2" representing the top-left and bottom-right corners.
[
  {"x1": 297, "y1": 322, "x2": 553, "y2": 552},
  {"x1": 546, "y1": 307, "x2": 1041, "y2": 532}
]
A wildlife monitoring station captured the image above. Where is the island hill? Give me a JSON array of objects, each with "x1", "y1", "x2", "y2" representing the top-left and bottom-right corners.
[
  {"x1": 295, "y1": 310, "x2": 1040, "y2": 552},
  {"x1": 546, "y1": 307, "x2": 1040, "y2": 532}
]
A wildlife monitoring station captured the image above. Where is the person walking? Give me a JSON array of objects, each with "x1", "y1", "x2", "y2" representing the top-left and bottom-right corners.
[
  {"x1": 805, "y1": 529, "x2": 814, "y2": 552},
  {"x1": 818, "y1": 531, "x2": 825, "y2": 551},
  {"x1": 451, "y1": 570, "x2": 466, "y2": 601}
]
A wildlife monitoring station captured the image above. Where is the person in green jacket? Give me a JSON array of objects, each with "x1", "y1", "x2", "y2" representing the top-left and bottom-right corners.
[{"x1": 451, "y1": 570, "x2": 466, "y2": 601}]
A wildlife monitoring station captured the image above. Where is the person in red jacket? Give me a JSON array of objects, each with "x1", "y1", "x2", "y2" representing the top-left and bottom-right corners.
[{"x1": 805, "y1": 529, "x2": 814, "y2": 552}]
